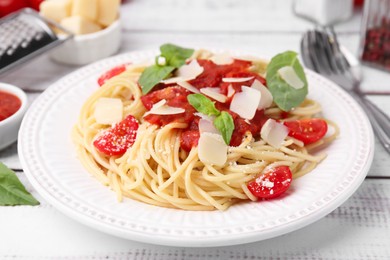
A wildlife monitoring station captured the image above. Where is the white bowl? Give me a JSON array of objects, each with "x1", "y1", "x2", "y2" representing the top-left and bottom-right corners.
[
  {"x1": 0, "y1": 83, "x2": 28, "y2": 151},
  {"x1": 49, "y1": 20, "x2": 121, "y2": 65}
]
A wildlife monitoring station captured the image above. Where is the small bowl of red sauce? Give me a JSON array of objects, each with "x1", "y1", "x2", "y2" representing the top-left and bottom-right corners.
[{"x1": 0, "y1": 83, "x2": 28, "y2": 150}]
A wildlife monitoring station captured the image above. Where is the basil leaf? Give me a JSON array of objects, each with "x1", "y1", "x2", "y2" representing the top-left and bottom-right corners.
[
  {"x1": 0, "y1": 162, "x2": 39, "y2": 206},
  {"x1": 187, "y1": 94, "x2": 220, "y2": 116},
  {"x1": 214, "y1": 111, "x2": 235, "y2": 145},
  {"x1": 160, "y1": 43, "x2": 194, "y2": 68},
  {"x1": 266, "y1": 51, "x2": 308, "y2": 111},
  {"x1": 139, "y1": 65, "x2": 175, "y2": 94}
]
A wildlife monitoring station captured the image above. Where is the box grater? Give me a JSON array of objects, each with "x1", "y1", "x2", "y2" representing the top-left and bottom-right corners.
[{"x1": 0, "y1": 8, "x2": 73, "y2": 75}]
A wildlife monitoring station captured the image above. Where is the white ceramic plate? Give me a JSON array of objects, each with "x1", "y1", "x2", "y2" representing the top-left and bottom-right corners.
[{"x1": 18, "y1": 50, "x2": 374, "y2": 247}]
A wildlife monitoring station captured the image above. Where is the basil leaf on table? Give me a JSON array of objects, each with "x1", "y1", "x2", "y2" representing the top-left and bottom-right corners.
[
  {"x1": 139, "y1": 65, "x2": 175, "y2": 94},
  {"x1": 0, "y1": 162, "x2": 39, "y2": 206},
  {"x1": 266, "y1": 51, "x2": 308, "y2": 111},
  {"x1": 187, "y1": 94, "x2": 221, "y2": 116},
  {"x1": 214, "y1": 111, "x2": 235, "y2": 145},
  {"x1": 160, "y1": 43, "x2": 195, "y2": 68}
]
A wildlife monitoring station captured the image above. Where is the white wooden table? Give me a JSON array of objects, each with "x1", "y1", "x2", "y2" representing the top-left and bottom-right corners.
[{"x1": 1, "y1": 0, "x2": 390, "y2": 258}]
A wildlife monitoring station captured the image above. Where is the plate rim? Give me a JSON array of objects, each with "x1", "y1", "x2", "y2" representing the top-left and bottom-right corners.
[{"x1": 18, "y1": 49, "x2": 375, "y2": 247}]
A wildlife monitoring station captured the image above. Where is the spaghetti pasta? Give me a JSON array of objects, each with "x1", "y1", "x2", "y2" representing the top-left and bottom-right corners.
[{"x1": 72, "y1": 46, "x2": 338, "y2": 211}]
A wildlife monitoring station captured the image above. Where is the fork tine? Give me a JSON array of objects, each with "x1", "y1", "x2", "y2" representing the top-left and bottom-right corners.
[
  {"x1": 325, "y1": 27, "x2": 351, "y2": 73},
  {"x1": 315, "y1": 28, "x2": 340, "y2": 74},
  {"x1": 325, "y1": 26, "x2": 360, "y2": 87},
  {"x1": 300, "y1": 31, "x2": 317, "y2": 71},
  {"x1": 308, "y1": 29, "x2": 333, "y2": 75}
]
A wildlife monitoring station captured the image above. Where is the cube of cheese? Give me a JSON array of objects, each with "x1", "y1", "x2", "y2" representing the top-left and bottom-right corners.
[
  {"x1": 60, "y1": 16, "x2": 102, "y2": 35},
  {"x1": 40, "y1": 0, "x2": 72, "y2": 23},
  {"x1": 72, "y1": 0, "x2": 98, "y2": 22},
  {"x1": 94, "y1": 98, "x2": 123, "y2": 125},
  {"x1": 97, "y1": 0, "x2": 120, "y2": 26}
]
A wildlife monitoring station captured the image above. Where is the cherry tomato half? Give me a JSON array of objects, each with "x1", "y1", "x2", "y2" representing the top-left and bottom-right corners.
[
  {"x1": 283, "y1": 118, "x2": 328, "y2": 145},
  {"x1": 97, "y1": 64, "x2": 129, "y2": 86},
  {"x1": 93, "y1": 115, "x2": 139, "y2": 156},
  {"x1": 247, "y1": 166, "x2": 292, "y2": 199}
]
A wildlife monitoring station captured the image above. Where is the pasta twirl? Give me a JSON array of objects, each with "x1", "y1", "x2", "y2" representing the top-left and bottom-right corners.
[{"x1": 72, "y1": 47, "x2": 338, "y2": 211}]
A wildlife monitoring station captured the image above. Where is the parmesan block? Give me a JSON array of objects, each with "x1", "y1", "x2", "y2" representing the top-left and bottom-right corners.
[
  {"x1": 40, "y1": 0, "x2": 72, "y2": 23},
  {"x1": 97, "y1": 0, "x2": 120, "y2": 26},
  {"x1": 260, "y1": 119, "x2": 289, "y2": 148},
  {"x1": 277, "y1": 66, "x2": 305, "y2": 89},
  {"x1": 230, "y1": 86, "x2": 261, "y2": 120},
  {"x1": 198, "y1": 133, "x2": 227, "y2": 167},
  {"x1": 94, "y1": 97, "x2": 123, "y2": 125},
  {"x1": 60, "y1": 15, "x2": 102, "y2": 35},
  {"x1": 72, "y1": 0, "x2": 98, "y2": 22}
]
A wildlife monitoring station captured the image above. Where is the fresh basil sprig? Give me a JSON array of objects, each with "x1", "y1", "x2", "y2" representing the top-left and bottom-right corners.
[
  {"x1": 187, "y1": 94, "x2": 235, "y2": 145},
  {"x1": 266, "y1": 51, "x2": 308, "y2": 111},
  {"x1": 0, "y1": 162, "x2": 39, "y2": 206},
  {"x1": 187, "y1": 93, "x2": 220, "y2": 116},
  {"x1": 139, "y1": 43, "x2": 195, "y2": 94},
  {"x1": 160, "y1": 44, "x2": 194, "y2": 68},
  {"x1": 213, "y1": 111, "x2": 234, "y2": 146}
]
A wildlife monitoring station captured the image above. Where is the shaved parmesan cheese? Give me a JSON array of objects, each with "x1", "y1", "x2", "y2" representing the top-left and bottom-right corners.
[
  {"x1": 145, "y1": 106, "x2": 185, "y2": 116},
  {"x1": 94, "y1": 98, "x2": 123, "y2": 125},
  {"x1": 222, "y1": 77, "x2": 254, "y2": 83},
  {"x1": 144, "y1": 99, "x2": 185, "y2": 116},
  {"x1": 200, "y1": 87, "x2": 227, "y2": 103},
  {"x1": 227, "y1": 84, "x2": 235, "y2": 98},
  {"x1": 230, "y1": 86, "x2": 261, "y2": 120},
  {"x1": 177, "y1": 60, "x2": 204, "y2": 80},
  {"x1": 199, "y1": 119, "x2": 219, "y2": 134},
  {"x1": 151, "y1": 99, "x2": 167, "y2": 109},
  {"x1": 277, "y1": 66, "x2": 304, "y2": 89},
  {"x1": 177, "y1": 81, "x2": 200, "y2": 93},
  {"x1": 210, "y1": 52, "x2": 234, "y2": 65},
  {"x1": 194, "y1": 112, "x2": 215, "y2": 122},
  {"x1": 260, "y1": 119, "x2": 289, "y2": 148},
  {"x1": 161, "y1": 77, "x2": 185, "y2": 84},
  {"x1": 198, "y1": 133, "x2": 227, "y2": 166},
  {"x1": 251, "y1": 80, "x2": 273, "y2": 110}
]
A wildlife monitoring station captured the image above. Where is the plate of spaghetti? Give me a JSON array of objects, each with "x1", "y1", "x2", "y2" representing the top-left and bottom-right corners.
[{"x1": 19, "y1": 44, "x2": 374, "y2": 247}]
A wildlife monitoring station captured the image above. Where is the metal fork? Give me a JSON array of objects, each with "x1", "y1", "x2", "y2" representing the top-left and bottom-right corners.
[{"x1": 301, "y1": 27, "x2": 390, "y2": 154}]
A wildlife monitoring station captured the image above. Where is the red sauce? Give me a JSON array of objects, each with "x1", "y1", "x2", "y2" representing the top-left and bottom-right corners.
[
  {"x1": 0, "y1": 90, "x2": 21, "y2": 122},
  {"x1": 140, "y1": 59, "x2": 269, "y2": 151}
]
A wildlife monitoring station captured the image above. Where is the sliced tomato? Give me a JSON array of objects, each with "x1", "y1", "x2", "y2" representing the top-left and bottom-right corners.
[
  {"x1": 247, "y1": 166, "x2": 292, "y2": 199},
  {"x1": 97, "y1": 64, "x2": 129, "y2": 86},
  {"x1": 93, "y1": 115, "x2": 139, "y2": 156},
  {"x1": 283, "y1": 118, "x2": 328, "y2": 145}
]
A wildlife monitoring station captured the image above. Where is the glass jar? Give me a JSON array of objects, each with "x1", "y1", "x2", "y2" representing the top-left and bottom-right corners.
[{"x1": 359, "y1": 0, "x2": 390, "y2": 71}]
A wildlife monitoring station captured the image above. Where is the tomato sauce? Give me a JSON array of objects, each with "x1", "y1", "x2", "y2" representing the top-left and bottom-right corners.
[
  {"x1": 140, "y1": 59, "x2": 269, "y2": 151},
  {"x1": 0, "y1": 90, "x2": 21, "y2": 122}
]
